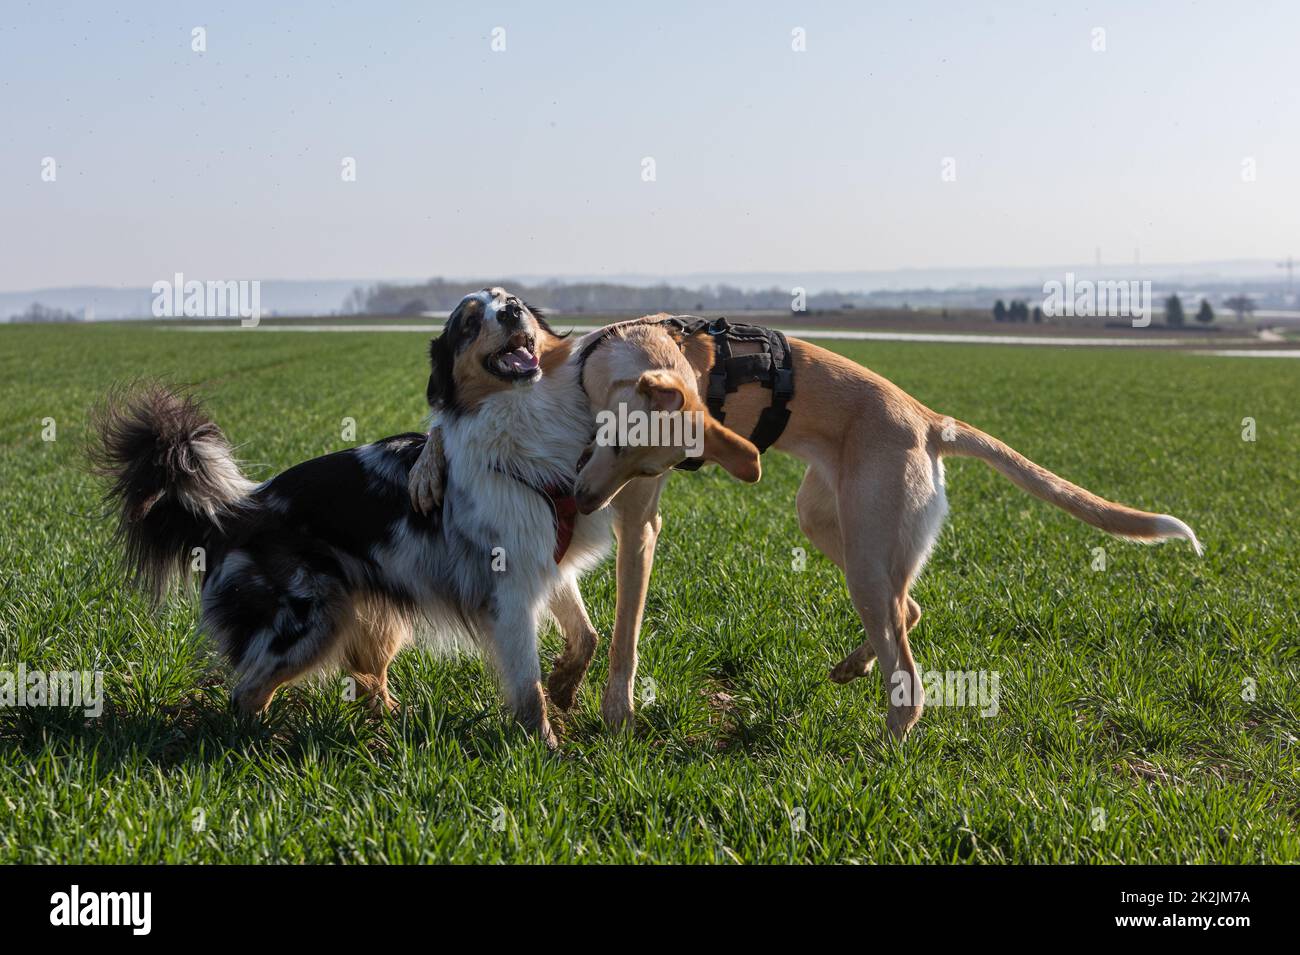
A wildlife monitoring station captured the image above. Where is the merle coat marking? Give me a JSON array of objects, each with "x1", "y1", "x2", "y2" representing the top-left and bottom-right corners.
[{"x1": 92, "y1": 290, "x2": 609, "y2": 744}]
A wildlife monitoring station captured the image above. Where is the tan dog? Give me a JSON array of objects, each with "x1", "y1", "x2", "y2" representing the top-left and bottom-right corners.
[{"x1": 415, "y1": 316, "x2": 1200, "y2": 741}]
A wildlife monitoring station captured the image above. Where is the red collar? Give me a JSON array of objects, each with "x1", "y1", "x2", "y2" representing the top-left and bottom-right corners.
[
  {"x1": 541, "y1": 483, "x2": 578, "y2": 564},
  {"x1": 492, "y1": 465, "x2": 577, "y2": 564}
]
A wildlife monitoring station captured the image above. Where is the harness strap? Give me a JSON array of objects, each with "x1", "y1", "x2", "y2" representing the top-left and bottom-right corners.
[
  {"x1": 672, "y1": 317, "x2": 727, "y2": 471},
  {"x1": 491, "y1": 464, "x2": 577, "y2": 564},
  {"x1": 674, "y1": 317, "x2": 795, "y2": 467},
  {"x1": 705, "y1": 319, "x2": 731, "y2": 423},
  {"x1": 747, "y1": 327, "x2": 793, "y2": 454},
  {"x1": 574, "y1": 314, "x2": 796, "y2": 472}
]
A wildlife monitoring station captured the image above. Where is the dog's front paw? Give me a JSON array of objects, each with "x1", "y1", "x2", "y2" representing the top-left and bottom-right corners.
[
  {"x1": 547, "y1": 665, "x2": 583, "y2": 712},
  {"x1": 408, "y1": 432, "x2": 445, "y2": 514},
  {"x1": 539, "y1": 721, "x2": 559, "y2": 751},
  {"x1": 600, "y1": 686, "x2": 635, "y2": 731}
]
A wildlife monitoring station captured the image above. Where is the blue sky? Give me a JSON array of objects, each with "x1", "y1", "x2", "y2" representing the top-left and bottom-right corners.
[{"x1": 2, "y1": 0, "x2": 1297, "y2": 289}]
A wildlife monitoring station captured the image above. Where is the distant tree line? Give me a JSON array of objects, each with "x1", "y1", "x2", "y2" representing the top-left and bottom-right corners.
[
  {"x1": 8, "y1": 303, "x2": 82, "y2": 323},
  {"x1": 347, "y1": 279, "x2": 805, "y2": 315},
  {"x1": 992, "y1": 299, "x2": 1042, "y2": 323},
  {"x1": 1163, "y1": 295, "x2": 1244, "y2": 326},
  {"x1": 346, "y1": 278, "x2": 935, "y2": 315},
  {"x1": 994, "y1": 294, "x2": 1256, "y2": 327},
  {"x1": 349, "y1": 278, "x2": 1273, "y2": 323}
]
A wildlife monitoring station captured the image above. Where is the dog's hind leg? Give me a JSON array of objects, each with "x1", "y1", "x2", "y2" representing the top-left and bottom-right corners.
[
  {"x1": 797, "y1": 466, "x2": 845, "y2": 568},
  {"x1": 835, "y1": 554, "x2": 922, "y2": 740},
  {"x1": 341, "y1": 596, "x2": 409, "y2": 716},
  {"x1": 230, "y1": 623, "x2": 343, "y2": 718},
  {"x1": 799, "y1": 466, "x2": 882, "y2": 677},
  {"x1": 211, "y1": 559, "x2": 352, "y2": 718},
  {"x1": 829, "y1": 448, "x2": 943, "y2": 741},
  {"x1": 828, "y1": 594, "x2": 922, "y2": 685},
  {"x1": 545, "y1": 576, "x2": 601, "y2": 711}
]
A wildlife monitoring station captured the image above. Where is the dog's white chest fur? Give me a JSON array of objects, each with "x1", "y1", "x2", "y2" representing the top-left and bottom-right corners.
[{"x1": 441, "y1": 363, "x2": 611, "y2": 586}]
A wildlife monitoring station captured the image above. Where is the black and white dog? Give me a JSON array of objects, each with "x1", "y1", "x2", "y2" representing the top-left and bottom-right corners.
[{"x1": 93, "y1": 289, "x2": 610, "y2": 746}]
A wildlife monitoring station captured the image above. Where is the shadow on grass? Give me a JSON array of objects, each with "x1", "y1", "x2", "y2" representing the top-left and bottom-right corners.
[
  {"x1": 0, "y1": 670, "x2": 802, "y2": 776},
  {"x1": 0, "y1": 678, "x2": 533, "y2": 775}
]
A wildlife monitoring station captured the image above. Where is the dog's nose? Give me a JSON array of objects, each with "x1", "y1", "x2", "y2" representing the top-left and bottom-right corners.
[{"x1": 498, "y1": 301, "x2": 523, "y2": 330}]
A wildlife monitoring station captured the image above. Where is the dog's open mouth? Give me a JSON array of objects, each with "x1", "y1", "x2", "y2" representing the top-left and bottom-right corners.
[{"x1": 487, "y1": 332, "x2": 540, "y2": 380}]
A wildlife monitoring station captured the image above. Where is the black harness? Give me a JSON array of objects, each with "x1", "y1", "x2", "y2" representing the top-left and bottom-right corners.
[{"x1": 576, "y1": 315, "x2": 795, "y2": 471}]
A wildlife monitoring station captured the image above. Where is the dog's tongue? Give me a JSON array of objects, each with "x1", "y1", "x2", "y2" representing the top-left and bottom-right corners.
[{"x1": 503, "y1": 347, "x2": 539, "y2": 373}]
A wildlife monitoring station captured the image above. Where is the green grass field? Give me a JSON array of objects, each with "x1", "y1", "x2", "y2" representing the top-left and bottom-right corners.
[{"x1": 1, "y1": 323, "x2": 1296, "y2": 863}]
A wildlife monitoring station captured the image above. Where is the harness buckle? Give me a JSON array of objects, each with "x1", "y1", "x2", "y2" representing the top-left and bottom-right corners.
[
  {"x1": 773, "y1": 367, "x2": 794, "y2": 402},
  {"x1": 707, "y1": 370, "x2": 728, "y2": 405}
]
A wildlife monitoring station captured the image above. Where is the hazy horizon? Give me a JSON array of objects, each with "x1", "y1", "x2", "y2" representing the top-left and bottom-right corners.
[
  {"x1": 2, "y1": 256, "x2": 1288, "y2": 297},
  {"x1": 4, "y1": 1, "x2": 1297, "y2": 291}
]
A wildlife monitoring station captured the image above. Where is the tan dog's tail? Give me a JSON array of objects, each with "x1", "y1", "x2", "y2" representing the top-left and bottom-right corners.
[{"x1": 932, "y1": 416, "x2": 1201, "y2": 555}]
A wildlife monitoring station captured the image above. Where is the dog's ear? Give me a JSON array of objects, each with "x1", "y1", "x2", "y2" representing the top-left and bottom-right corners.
[
  {"x1": 702, "y1": 417, "x2": 761, "y2": 483},
  {"x1": 679, "y1": 331, "x2": 714, "y2": 378},
  {"x1": 426, "y1": 333, "x2": 455, "y2": 410},
  {"x1": 636, "y1": 369, "x2": 686, "y2": 412},
  {"x1": 524, "y1": 300, "x2": 568, "y2": 340}
]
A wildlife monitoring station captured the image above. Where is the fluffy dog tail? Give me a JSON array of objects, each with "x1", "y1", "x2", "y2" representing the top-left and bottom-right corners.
[
  {"x1": 90, "y1": 384, "x2": 256, "y2": 600},
  {"x1": 932, "y1": 416, "x2": 1201, "y2": 555}
]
